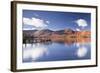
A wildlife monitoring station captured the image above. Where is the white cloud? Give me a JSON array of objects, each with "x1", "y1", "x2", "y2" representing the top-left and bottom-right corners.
[
  {"x1": 23, "y1": 27, "x2": 35, "y2": 30},
  {"x1": 23, "y1": 17, "x2": 48, "y2": 30},
  {"x1": 75, "y1": 19, "x2": 88, "y2": 28},
  {"x1": 76, "y1": 28, "x2": 80, "y2": 31},
  {"x1": 46, "y1": 21, "x2": 50, "y2": 24}
]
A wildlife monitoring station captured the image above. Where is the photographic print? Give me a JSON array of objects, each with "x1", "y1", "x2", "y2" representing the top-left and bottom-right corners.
[
  {"x1": 11, "y1": 1, "x2": 97, "y2": 72},
  {"x1": 23, "y1": 10, "x2": 91, "y2": 62}
]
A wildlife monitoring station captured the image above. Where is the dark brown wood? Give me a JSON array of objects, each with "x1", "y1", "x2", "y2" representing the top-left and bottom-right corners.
[
  {"x1": 11, "y1": 1, "x2": 98, "y2": 72},
  {"x1": 11, "y1": 1, "x2": 97, "y2": 8},
  {"x1": 11, "y1": 1, "x2": 17, "y2": 72},
  {"x1": 96, "y1": 6, "x2": 98, "y2": 67}
]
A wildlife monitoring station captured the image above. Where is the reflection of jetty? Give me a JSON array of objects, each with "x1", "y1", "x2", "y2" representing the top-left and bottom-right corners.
[{"x1": 23, "y1": 37, "x2": 51, "y2": 43}]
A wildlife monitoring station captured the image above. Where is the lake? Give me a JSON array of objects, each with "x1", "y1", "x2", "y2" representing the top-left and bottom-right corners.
[{"x1": 23, "y1": 42, "x2": 91, "y2": 63}]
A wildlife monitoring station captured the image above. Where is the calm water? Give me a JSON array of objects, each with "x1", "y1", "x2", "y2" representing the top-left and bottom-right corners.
[{"x1": 23, "y1": 42, "x2": 91, "y2": 63}]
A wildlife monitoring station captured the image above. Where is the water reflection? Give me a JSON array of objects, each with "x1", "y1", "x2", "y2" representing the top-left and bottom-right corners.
[
  {"x1": 76, "y1": 47, "x2": 88, "y2": 58},
  {"x1": 23, "y1": 43, "x2": 49, "y2": 62},
  {"x1": 23, "y1": 41, "x2": 91, "y2": 62}
]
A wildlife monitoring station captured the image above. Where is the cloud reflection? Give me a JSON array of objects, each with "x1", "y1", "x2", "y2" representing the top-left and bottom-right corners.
[
  {"x1": 23, "y1": 44, "x2": 49, "y2": 61},
  {"x1": 76, "y1": 46, "x2": 88, "y2": 58}
]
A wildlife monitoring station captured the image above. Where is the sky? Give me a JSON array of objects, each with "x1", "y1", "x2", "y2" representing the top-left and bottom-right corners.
[{"x1": 22, "y1": 10, "x2": 91, "y2": 31}]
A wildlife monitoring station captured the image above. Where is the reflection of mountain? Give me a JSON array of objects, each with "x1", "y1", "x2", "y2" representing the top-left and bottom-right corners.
[{"x1": 23, "y1": 29, "x2": 91, "y2": 44}]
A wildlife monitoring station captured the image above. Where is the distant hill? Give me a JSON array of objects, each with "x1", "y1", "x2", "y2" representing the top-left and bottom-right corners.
[{"x1": 23, "y1": 29, "x2": 75, "y2": 37}]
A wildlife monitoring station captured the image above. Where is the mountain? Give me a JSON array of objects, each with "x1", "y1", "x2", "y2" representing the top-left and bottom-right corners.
[
  {"x1": 53, "y1": 30, "x2": 65, "y2": 35},
  {"x1": 64, "y1": 29, "x2": 75, "y2": 34},
  {"x1": 33, "y1": 29, "x2": 53, "y2": 36},
  {"x1": 23, "y1": 30, "x2": 37, "y2": 37},
  {"x1": 23, "y1": 29, "x2": 75, "y2": 37},
  {"x1": 23, "y1": 29, "x2": 53, "y2": 37}
]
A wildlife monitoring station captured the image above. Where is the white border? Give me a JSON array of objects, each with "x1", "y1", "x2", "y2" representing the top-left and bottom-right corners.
[{"x1": 17, "y1": 3, "x2": 96, "y2": 69}]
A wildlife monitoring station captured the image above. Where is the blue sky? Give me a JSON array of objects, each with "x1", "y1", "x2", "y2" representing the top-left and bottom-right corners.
[{"x1": 22, "y1": 10, "x2": 91, "y2": 31}]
